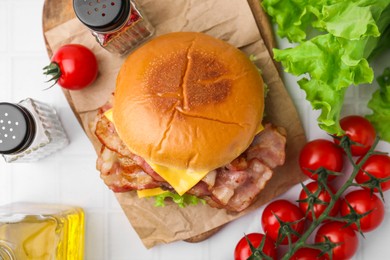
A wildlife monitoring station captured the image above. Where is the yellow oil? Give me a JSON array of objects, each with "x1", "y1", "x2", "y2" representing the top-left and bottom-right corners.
[{"x1": 0, "y1": 203, "x2": 84, "y2": 260}]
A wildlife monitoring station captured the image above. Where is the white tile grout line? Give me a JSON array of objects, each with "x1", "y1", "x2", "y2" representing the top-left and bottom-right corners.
[
  {"x1": 3, "y1": 1, "x2": 10, "y2": 54},
  {"x1": 0, "y1": 52, "x2": 49, "y2": 57},
  {"x1": 104, "y1": 180, "x2": 110, "y2": 260}
]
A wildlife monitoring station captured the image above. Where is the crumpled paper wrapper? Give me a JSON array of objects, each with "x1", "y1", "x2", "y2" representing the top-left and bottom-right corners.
[{"x1": 44, "y1": 0, "x2": 307, "y2": 248}]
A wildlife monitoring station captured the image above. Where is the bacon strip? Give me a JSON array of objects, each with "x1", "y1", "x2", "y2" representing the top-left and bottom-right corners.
[
  {"x1": 96, "y1": 114, "x2": 133, "y2": 157},
  {"x1": 209, "y1": 159, "x2": 273, "y2": 211},
  {"x1": 246, "y1": 124, "x2": 286, "y2": 168},
  {"x1": 97, "y1": 146, "x2": 165, "y2": 192},
  {"x1": 205, "y1": 124, "x2": 287, "y2": 211}
]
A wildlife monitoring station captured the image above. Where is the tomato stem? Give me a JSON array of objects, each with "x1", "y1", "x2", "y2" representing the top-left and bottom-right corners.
[
  {"x1": 245, "y1": 234, "x2": 274, "y2": 260},
  {"x1": 43, "y1": 62, "x2": 62, "y2": 89}
]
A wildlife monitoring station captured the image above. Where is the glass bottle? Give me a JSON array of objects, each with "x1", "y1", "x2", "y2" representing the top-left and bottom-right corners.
[
  {"x1": 0, "y1": 202, "x2": 84, "y2": 260},
  {"x1": 0, "y1": 98, "x2": 69, "y2": 163},
  {"x1": 73, "y1": 0, "x2": 155, "y2": 55}
]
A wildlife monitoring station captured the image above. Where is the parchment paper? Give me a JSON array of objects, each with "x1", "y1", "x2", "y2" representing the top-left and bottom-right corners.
[{"x1": 44, "y1": 0, "x2": 307, "y2": 248}]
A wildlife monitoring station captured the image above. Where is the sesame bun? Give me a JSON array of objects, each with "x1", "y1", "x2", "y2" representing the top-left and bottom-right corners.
[{"x1": 113, "y1": 32, "x2": 264, "y2": 171}]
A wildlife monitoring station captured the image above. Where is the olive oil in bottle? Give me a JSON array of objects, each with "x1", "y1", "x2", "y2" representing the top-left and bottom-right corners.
[{"x1": 0, "y1": 203, "x2": 84, "y2": 260}]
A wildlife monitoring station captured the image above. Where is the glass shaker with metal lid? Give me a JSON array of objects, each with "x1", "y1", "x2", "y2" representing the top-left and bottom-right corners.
[
  {"x1": 0, "y1": 98, "x2": 69, "y2": 163},
  {"x1": 73, "y1": 0, "x2": 155, "y2": 55}
]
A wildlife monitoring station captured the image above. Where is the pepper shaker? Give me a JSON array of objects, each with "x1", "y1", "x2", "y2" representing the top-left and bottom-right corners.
[
  {"x1": 0, "y1": 98, "x2": 69, "y2": 163},
  {"x1": 73, "y1": 0, "x2": 155, "y2": 55}
]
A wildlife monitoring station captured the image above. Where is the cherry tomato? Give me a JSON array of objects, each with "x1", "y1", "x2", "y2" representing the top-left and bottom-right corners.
[
  {"x1": 355, "y1": 154, "x2": 390, "y2": 192},
  {"x1": 44, "y1": 44, "x2": 98, "y2": 90},
  {"x1": 261, "y1": 200, "x2": 305, "y2": 245},
  {"x1": 298, "y1": 181, "x2": 340, "y2": 221},
  {"x1": 340, "y1": 189, "x2": 385, "y2": 232},
  {"x1": 234, "y1": 233, "x2": 277, "y2": 260},
  {"x1": 334, "y1": 115, "x2": 376, "y2": 156},
  {"x1": 299, "y1": 139, "x2": 344, "y2": 181},
  {"x1": 290, "y1": 248, "x2": 328, "y2": 260},
  {"x1": 315, "y1": 221, "x2": 358, "y2": 260}
]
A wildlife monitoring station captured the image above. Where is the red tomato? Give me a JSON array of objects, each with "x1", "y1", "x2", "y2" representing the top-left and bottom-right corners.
[
  {"x1": 44, "y1": 44, "x2": 98, "y2": 90},
  {"x1": 290, "y1": 248, "x2": 328, "y2": 260},
  {"x1": 355, "y1": 154, "x2": 390, "y2": 192},
  {"x1": 234, "y1": 233, "x2": 277, "y2": 260},
  {"x1": 315, "y1": 221, "x2": 358, "y2": 260},
  {"x1": 298, "y1": 181, "x2": 340, "y2": 221},
  {"x1": 335, "y1": 115, "x2": 376, "y2": 156},
  {"x1": 261, "y1": 200, "x2": 305, "y2": 245},
  {"x1": 299, "y1": 139, "x2": 344, "y2": 181},
  {"x1": 340, "y1": 189, "x2": 385, "y2": 232}
]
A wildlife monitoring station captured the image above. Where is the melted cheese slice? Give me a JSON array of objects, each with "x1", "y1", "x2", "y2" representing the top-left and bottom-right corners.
[
  {"x1": 137, "y1": 188, "x2": 167, "y2": 198},
  {"x1": 256, "y1": 123, "x2": 264, "y2": 134},
  {"x1": 104, "y1": 109, "x2": 114, "y2": 122},
  {"x1": 146, "y1": 162, "x2": 209, "y2": 196},
  {"x1": 104, "y1": 108, "x2": 264, "y2": 196}
]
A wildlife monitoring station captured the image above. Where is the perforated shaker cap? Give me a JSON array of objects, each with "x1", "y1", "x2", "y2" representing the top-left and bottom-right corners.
[
  {"x1": 0, "y1": 103, "x2": 36, "y2": 155},
  {"x1": 73, "y1": 0, "x2": 131, "y2": 32}
]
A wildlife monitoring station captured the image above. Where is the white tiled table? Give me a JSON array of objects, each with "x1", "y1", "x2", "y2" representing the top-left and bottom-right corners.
[{"x1": 0, "y1": 0, "x2": 389, "y2": 259}]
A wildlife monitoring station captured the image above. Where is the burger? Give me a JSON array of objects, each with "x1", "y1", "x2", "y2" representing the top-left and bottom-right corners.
[{"x1": 93, "y1": 32, "x2": 286, "y2": 212}]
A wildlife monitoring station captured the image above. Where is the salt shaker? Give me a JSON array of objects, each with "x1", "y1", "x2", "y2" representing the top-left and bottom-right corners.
[
  {"x1": 73, "y1": 0, "x2": 155, "y2": 55},
  {"x1": 0, "y1": 98, "x2": 69, "y2": 163}
]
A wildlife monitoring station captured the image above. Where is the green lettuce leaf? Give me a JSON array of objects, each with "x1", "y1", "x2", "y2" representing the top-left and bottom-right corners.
[
  {"x1": 262, "y1": 0, "x2": 331, "y2": 43},
  {"x1": 274, "y1": 34, "x2": 373, "y2": 133},
  {"x1": 152, "y1": 191, "x2": 206, "y2": 208},
  {"x1": 314, "y1": 0, "x2": 389, "y2": 40},
  {"x1": 369, "y1": 23, "x2": 390, "y2": 59},
  {"x1": 366, "y1": 67, "x2": 390, "y2": 142},
  {"x1": 263, "y1": 0, "x2": 390, "y2": 135}
]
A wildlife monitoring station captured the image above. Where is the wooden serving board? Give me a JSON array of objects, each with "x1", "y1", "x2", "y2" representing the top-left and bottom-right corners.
[
  {"x1": 42, "y1": 0, "x2": 74, "y2": 56},
  {"x1": 41, "y1": 0, "x2": 305, "y2": 246}
]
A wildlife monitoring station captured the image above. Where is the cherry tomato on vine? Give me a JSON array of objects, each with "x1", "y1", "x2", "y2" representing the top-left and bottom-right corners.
[
  {"x1": 315, "y1": 221, "x2": 358, "y2": 260},
  {"x1": 355, "y1": 154, "x2": 390, "y2": 192},
  {"x1": 261, "y1": 200, "x2": 305, "y2": 245},
  {"x1": 234, "y1": 233, "x2": 277, "y2": 260},
  {"x1": 44, "y1": 44, "x2": 98, "y2": 90},
  {"x1": 299, "y1": 139, "x2": 344, "y2": 181},
  {"x1": 298, "y1": 181, "x2": 340, "y2": 221},
  {"x1": 334, "y1": 115, "x2": 376, "y2": 156},
  {"x1": 340, "y1": 189, "x2": 385, "y2": 232},
  {"x1": 290, "y1": 247, "x2": 328, "y2": 260}
]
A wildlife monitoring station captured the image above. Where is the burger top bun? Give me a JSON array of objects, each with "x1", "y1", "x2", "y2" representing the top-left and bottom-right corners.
[{"x1": 113, "y1": 32, "x2": 264, "y2": 172}]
